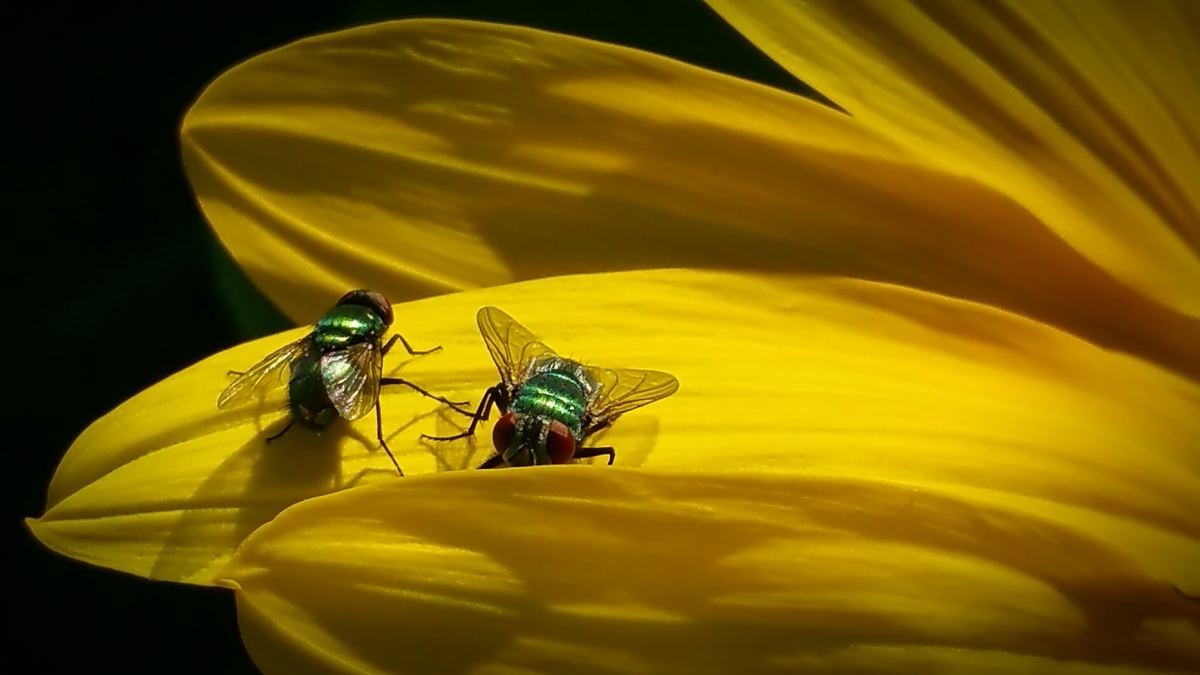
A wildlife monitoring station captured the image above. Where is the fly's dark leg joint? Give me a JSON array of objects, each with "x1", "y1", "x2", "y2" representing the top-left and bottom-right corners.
[
  {"x1": 374, "y1": 396, "x2": 404, "y2": 476},
  {"x1": 422, "y1": 386, "x2": 500, "y2": 442},
  {"x1": 477, "y1": 453, "x2": 506, "y2": 470},
  {"x1": 385, "y1": 332, "x2": 442, "y2": 357},
  {"x1": 265, "y1": 418, "x2": 295, "y2": 443},
  {"x1": 574, "y1": 446, "x2": 617, "y2": 465}
]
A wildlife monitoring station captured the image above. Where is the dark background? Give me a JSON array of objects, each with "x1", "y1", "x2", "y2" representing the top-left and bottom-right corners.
[{"x1": 10, "y1": 2, "x2": 807, "y2": 672}]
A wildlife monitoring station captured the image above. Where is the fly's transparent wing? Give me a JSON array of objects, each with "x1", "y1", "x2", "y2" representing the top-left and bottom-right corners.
[
  {"x1": 585, "y1": 366, "x2": 680, "y2": 425},
  {"x1": 476, "y1": 306, "x2": 557, "y2": 386},
  {"x1": 321, "y1": 341, "x2": 382, "y2": 422},
  {"x1": 218, "y1": 338, "x2": 311, "y2": 409}
]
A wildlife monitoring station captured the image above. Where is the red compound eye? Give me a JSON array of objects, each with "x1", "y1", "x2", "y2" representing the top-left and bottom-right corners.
[
  {"x1": 492, "y1": 413, "x2": 518, "y2": 455},
  {"x1": 546, "y1": 420, "x2": 576, "y2": 464},
  {"x1": 337, "y1": 289, "x2": 394, "y2": 326}
]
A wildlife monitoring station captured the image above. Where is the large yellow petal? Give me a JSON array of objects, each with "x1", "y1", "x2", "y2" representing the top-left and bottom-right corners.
[
  {"x1": 181, "y1": 19, "x2": 903, "y2": 316},
  {"x1": 705, "y1": 0, "x2": 1200, "y2": 318},
  {"x1": 223, "y1": 468, "x2": 1200, "y2": 675},
  {"x1": 25, "y1": 320, "x2": 460, "y2": 585},
  {"x1": 181, "y1": 18, "x2": 1200, "y2": 382},
  {"x1": 28, "y1": 270, "x2": 1200, "y2": 587}
]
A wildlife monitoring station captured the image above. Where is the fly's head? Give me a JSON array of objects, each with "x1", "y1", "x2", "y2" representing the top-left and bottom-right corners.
[
  {"x1": 492, "y1": 412, "x2": 576, "y2": 466},
  {"x1": 336, "y1": 289, "x2": 394, "y2": 328}
]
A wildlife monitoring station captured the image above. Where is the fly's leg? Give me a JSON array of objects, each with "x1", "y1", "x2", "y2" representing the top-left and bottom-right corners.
[
  {"x1": 477, "y1": 453, "x2": 507, "y2": 470},
  {"x1": 265, "y1": 418, "x2": 295, "y2": 443},
  {"x1": 381, "y1": 333, "x2": 441, "y2": 357},
  {"x1": 380, "y1": 377, "x2": 473, "y2": 416},
  {"x1": 374, "y1": 395, "x2": 404, "y2": 477},
  {"x1": 573, "y1": 447, "x2": 616, "y2": 466},
  {"x1": 227, "y1": 370, "x2": 245, "y2": 377},
  {"x1": 422, "y1": 385, "x2": 504, "y2": 442}
]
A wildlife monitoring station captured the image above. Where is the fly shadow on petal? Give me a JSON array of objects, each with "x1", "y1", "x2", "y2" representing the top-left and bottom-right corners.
[{"x1": 149, "y1": 405, "x2": 442, "y2": 584}]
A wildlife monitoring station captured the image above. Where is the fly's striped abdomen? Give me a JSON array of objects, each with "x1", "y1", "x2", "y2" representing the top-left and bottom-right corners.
[{"x1": 510, "y1": 370, "x2": 588, "y2": 440}]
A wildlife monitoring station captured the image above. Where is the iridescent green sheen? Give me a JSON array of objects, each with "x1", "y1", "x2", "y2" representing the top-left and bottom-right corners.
[
  {"x1": 287, "y1": 350, "x2": 338, "y2": 429},
  {"x1": 510, "y1": 364, "x2": 588, "y2": 439},
  {"x1": 313, "y1": 305, "x2": 386, "y2": 351}
]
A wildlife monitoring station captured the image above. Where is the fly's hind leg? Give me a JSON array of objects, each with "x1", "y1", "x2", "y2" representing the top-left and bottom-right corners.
[
  {"x1": 381, "y1": 333, "x2": 441, "y2": 357},
  {"x1": 374, "y1": 396, "x2": 404, "y2": 477},
  {"x1": 573, "y1": 447, "x2": 616, "y2": 466}
]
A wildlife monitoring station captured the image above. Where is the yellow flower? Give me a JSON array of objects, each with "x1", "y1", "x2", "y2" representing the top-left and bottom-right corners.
[{"x1": 29, "y1": 1, "x2": 1200, "y2": 673}]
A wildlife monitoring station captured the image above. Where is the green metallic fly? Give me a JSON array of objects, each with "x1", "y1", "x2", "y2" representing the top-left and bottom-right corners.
[
  {"x1": 423, "y1": 306, "x2": 679, "y2": 468},
  {"x1": 219, "y1": 289, "x2": 469, "y2": 475}
]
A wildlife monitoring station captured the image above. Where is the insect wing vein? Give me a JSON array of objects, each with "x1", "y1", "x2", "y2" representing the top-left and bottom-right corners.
[
  {"x1": 586, "y1": 366, "x2": 680, "y2": 421},
  {"x1": 320, "y1": 342, "x2": 381, "y2": 422},
  {"x1": 218, "y1": 339, "x2": 309, "y2": 409},
  {"x1": 477, "y1": 306, "x2": 556, "y2": 386}
]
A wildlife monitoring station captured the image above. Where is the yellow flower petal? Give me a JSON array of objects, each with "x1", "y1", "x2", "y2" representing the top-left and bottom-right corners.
[
  {"x1": 29, "y1": 269, "x2": 1200, "y2": 588},
  {"x1": 181, "y1": 18, "x2": 1200, "y2": 382},
  {"x1": 705, "y1": 0, "x2": 1200, "y2": 317},
  {"x1": 180, "y1": 18, "x2": 902, "y2": 320},
  {"x1": 25, "y1": 320, "x2": 454, "y2": 585},
  {"x1": 222, "y1": 468, "x2": 1200, "y2": 675}
]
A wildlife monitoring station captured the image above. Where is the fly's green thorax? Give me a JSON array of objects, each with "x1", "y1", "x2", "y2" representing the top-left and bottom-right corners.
[
  {"x1": 511, "y1": 366, "x2": 589, "y2": 440},
  {"x1": 313, "y1": 305, "x2": 386, "y2": 351}
]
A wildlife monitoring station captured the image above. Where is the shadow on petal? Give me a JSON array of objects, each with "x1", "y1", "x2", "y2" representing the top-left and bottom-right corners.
[
  {"x1": 27, "y1": 327, "x2": 476, "y2": 585},
  {"x1": 225, "y1": 469, "x2": 1200, "y2": 674}
]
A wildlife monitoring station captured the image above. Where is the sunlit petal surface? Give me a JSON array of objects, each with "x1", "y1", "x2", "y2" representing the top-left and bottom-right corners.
[
  {"x1": 181, "y1": 18, "x2": 904, "y2": 315},
  {"x1": 224, "y1": 468, "x2": 1200, "y2": 675},
  {"x1": 25, "y1": 316, "x2": 459, "y2": 585},
  {"x1": 182, "y1": 19, "x2": 1200, "y2": 382},
  {"x1": 28, "y1": 270, "x2": 1200, "y2": 587},
  {"x1": 705, "y1": 0, "x2": 1200, "y2": 318}
]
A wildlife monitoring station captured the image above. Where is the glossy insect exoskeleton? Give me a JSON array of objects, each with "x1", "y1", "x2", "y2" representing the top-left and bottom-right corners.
[
  {"x1": 219, "y1": 289, "x2": 469, "y2": 475},
  {"x1": 424, "y1": 306, "x2": 679, "y2": 468}
]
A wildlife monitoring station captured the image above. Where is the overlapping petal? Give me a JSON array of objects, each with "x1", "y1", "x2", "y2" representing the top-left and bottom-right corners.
[
  {"x1": 181, "y1": 18, "x2": 1200, "y2": 385},
  {"x1": 29, "y1": 269, "x2": 1200, "y2": 587},
  {"x1": 224, "y1": 468, "x2": 1200, "y2": 675},
  {"x1": 180, "y1": 18, "x2": 905, "y2": 316},
  {"x1": 705, "y1": 0, "x2": 1200, "y2": 318}
]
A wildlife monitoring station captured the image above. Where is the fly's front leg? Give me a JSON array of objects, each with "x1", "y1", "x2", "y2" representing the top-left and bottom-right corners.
[
  {"x1": 573, "y1": 418, "x2": 617, "y2": 465},
  {"x1": 382, "y1": 332, "x2": 441, "y2": 357},
  {"x1": 573, "y1": 447, "x2": 616, "y2": 466},
  {"x1": 477, "y1": 453, "x2": 507, "y2": 470},
  {"x1": 422, "y1": 385, "x2": 505, "y2": 442},
  {"x1": 374, "y1": 395, "x2": 404, "y2": 477},
  {"x1": 379, "y1": 377, "x2": 473, "y2": 415},
  {"x1": 265, "y1": 418, "x2": 295, "y2": 443}
]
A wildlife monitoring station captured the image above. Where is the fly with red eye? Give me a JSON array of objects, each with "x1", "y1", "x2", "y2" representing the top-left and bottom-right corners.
[{"x1": 422, "y1": 306, "x2": 679, "y2": 469}]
